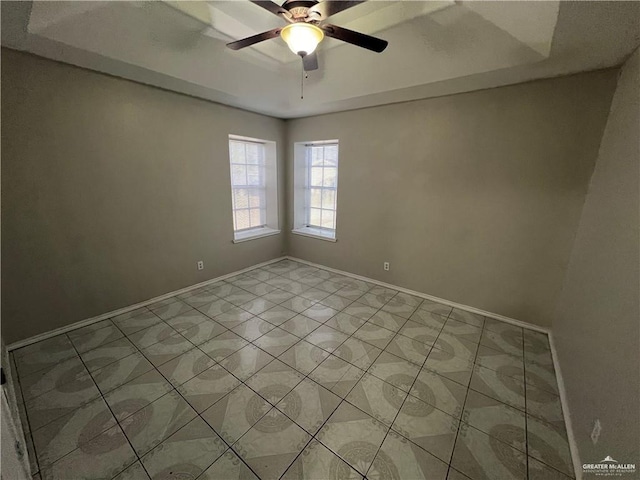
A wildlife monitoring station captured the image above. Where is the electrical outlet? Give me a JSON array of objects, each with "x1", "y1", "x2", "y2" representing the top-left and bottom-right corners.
[
  {"x1": 197, "y1": 261, "x2": 204, "y2": 271},
  {"x1": 591, "y1": 419, "x2": 602, "y2": 444},
  {"x1": 383, "y1": 262, "x2": 390, "y2": 271}
]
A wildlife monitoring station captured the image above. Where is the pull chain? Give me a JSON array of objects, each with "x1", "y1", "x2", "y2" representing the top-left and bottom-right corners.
[{"x1": 300, "y1": 58, "x2": 309, "y2": 99}]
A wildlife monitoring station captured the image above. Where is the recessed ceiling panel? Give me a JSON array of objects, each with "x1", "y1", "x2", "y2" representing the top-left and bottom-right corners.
[{"x1": 2, "y1": 0, "x2": 638, "y2": 117}]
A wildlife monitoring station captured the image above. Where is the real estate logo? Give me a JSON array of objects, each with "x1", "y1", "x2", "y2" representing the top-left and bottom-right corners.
[{"x1": 583, "y1": 456, "x2": 637, "y2": 476}]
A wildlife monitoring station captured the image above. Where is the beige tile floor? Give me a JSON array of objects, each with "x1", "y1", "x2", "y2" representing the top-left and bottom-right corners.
[{"x1": 11, "y1": 260, "x2": 575, "y2": 480}]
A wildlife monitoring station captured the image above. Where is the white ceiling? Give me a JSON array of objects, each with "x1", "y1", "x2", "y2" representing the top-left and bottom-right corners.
[{"x1": 2, "y1": 1, "x2": 639, "y2": 118}]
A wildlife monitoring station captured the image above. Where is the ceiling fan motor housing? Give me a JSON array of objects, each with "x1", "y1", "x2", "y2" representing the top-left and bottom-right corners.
[{"x1": 282, "y1": 0, "x2": 320, "y2": 21}]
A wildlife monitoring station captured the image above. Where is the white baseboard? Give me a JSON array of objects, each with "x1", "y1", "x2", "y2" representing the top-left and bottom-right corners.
[
  {"x1": 548, "y1": 333, "x2": 582, "y2": 480},
  {"x1": 286, "y1": 256, "x2": 550, "y2": 334},
  {"x1": 6, "y1": 256, "x2": 286, "y2": 351}
]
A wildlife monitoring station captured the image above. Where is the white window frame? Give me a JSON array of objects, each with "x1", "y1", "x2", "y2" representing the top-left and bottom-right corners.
[
  {"x1": 292, "y1": 139, "x2": 339, "y2": 242},
  {"x1": 228, "y1": 134, "x2": 280, "y2": 243}
]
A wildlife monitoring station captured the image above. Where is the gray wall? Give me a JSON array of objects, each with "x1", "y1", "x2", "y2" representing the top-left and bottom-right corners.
[
  {"x1": 286, "y1": 70, "x2": 618, "y2": 327},
  {"x1": 0, "y1": 48, "x2": 623, "y2": 346},
  {"x1": 553, "y1": 49, "x2": 639, "y2": 465},
  {"x1": 1, "y1": 49, "x2": 286, "y2": 344}
]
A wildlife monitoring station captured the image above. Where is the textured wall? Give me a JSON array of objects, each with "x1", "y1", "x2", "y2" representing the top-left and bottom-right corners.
[
  {"x1": 553, "y1": 49, "x2": 639, "y2": 466},
  {"x1": 1, "y1": 49, "x2": 286, "y2": 343},
  {"x1": 1, "y1": 47, "x2": 622, "y2": 345},
  {"x1": 286, "y1": 70, "x2": 617, "y2": 327}
]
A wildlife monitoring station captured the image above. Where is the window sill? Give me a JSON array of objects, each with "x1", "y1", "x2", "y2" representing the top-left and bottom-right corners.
[
  {"x1": 233, "y1": 227, "x2": 281, "y2": 244},
  {"x1": 291, "y1": 227, "x2": 337, "y2": 242}
]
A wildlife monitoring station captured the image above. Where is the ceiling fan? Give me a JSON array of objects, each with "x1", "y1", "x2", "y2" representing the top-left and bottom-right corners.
[{"x1": 227, "y1": 1, "x2": 389, "y2": 71}]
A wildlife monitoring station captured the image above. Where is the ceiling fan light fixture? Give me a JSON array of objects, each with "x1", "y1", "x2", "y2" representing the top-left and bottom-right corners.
[{"x1": 280, "y1": 23, "x2": 324, "y2": 56}]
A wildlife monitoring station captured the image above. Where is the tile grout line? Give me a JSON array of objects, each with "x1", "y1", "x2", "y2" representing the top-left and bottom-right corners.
[
  {"x1": 21, "y1": 342, "x2": 136, "y2": 476},
  {"x1": 17, "y1": 265, "x2": 424, "y2": 388},
  {"x1": 18, "y1": 343, "x2": 120, "y2": 475},
  {"x1": 10, "y1": 354, "x2": 40, "y2": 477},
  {"x1": 421, "y1": 305, "x2": 480, "y2": 478},
  {"x1": 60, "y1": 300, "x2": 242, "y2": 477},
  {"x1": 156, "y1": 262, "x2": 561, "y2": 478},
  {"x1": 15, "y1": 260, "x2": 563, "y2": 480},
  {"x1": 76, "y1": 293, "x2": 259, "y2": 478},
  {"x1": 23, "y1": 267, "x2": 407, "y2": 466},
  {"x1": 161, "y1": 265, "x2": 341, "y2": 479},
  {"x1": 57, "y1": 265, "x2": 458, "y2": 478},
  {"x1": 106, "y1": 298, "x2": 268, "y2": 480},
  {"x1": 361, "y1": 327, "x2": 437, "y2": 479},
  {"x1": 191, "y1": 263, "x2": 383, "y2": 479},
  {"x1": 194, "y1": 264, "x2": 357, "y2": 479},
  {"x1": 230, "y1": 269, "x2": 394, "y2": 478},
  {"x1": 152, "y1": 383, "x2": 263, "y2": 480},
  {"x1": 16, "y1": 263, "x2": 414, "y2": 478},
  {"x1": 58, "y1": 329, "x2": 152, "y2": 480},
  {"x1": 73, "y1": 314, "x2": 227, "y2": 479},
  {"x1": 449, "y1": 317, "x2": 561, "y2": 479},
  {"x1": 267, "y1": 277, "x2": 457, "y2": 478},
  {"x1": 443, "y1": 310, "x2": 484, "y2": 480}
]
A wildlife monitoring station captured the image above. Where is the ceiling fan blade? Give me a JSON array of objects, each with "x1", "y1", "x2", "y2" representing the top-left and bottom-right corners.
[
  {"x1": 303, "y1": 52, "x2": 319, "y2": 71},
  {"x1": 320, "y1": 24, "x2": 388, "y2": 53},
  {"x1": 226, "y1": 27, "x2": 282, "y2": 50},
  {"x1": 308, "y1": 1, "x2": 364, "y2": 20},
  {"x1": 250, "y1": 1, "x2": 290, "y2": 18}
]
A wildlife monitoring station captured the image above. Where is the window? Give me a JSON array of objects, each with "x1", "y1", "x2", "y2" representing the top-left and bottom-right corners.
[
  {"x1": 292, "y1": 140, "x2": 339, "y2": 241},
  {"x1": 306, "y1": 144, "x2": 338, "y2": 230},
  {"x1": 228, "y1": 135, "x2": 279, "y2": 242}
]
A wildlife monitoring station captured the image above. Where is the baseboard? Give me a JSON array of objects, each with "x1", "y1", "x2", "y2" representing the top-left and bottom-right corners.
[
  {"x1": 286, "y1": 256, "x2": 550, "y2": 334},
  {"x1": 6, "y1": 256, "x2": 286, "y2": 352},
  {"x1": 548, "y1": 333, "x2": 582, "y2": 480}
]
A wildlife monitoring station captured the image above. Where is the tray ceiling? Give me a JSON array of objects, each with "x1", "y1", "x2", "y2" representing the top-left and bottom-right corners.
[{"x1": 2, "y1": 1, "x2": 639, "y2": 118}]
